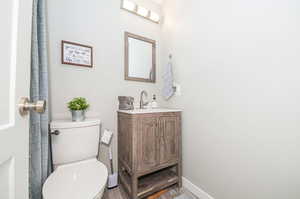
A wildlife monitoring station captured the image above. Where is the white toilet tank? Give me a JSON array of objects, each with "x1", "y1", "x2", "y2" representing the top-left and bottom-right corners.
[{"x1": 50, "y1": 119, "x2": 101, "y2": 167}]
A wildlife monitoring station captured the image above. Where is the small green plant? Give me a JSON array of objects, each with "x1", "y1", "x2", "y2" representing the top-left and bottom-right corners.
[{"x1": 67, "y1": 97, "x2": 90, "y2": 111}]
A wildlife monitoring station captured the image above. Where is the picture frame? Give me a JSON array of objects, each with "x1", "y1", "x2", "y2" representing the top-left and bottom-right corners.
[{"x1": 61, "y1": 40, "x2": 93, "y2": 68}]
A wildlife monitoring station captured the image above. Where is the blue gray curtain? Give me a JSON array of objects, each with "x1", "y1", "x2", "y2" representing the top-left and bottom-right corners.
[{"x1": 29, "y1": 0, "x2": 50, "y2": 198}]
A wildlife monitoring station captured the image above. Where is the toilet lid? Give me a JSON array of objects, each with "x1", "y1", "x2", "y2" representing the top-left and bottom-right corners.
[{"x1": 43, "y1": 159, "x2": 108, "y2": 199}]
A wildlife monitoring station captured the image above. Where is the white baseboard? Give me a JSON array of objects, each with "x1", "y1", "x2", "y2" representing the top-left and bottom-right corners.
[{"x1": 182, "y1": 177, "x2": 214, "y2": 199}]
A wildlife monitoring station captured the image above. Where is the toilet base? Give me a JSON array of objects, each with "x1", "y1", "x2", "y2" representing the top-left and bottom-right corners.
[{"x1": 107, "y1": 173, "x2": 118, "y2": 189}]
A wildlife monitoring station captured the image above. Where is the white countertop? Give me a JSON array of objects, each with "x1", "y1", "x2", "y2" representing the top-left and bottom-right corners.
[{"x1": 118, "y1": 108, "x2": 182, "y2": 114}]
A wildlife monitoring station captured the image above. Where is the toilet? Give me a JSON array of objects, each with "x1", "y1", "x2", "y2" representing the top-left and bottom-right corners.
[{"x1": 42, "y1": 119, "x2": 108, "y2": 199}]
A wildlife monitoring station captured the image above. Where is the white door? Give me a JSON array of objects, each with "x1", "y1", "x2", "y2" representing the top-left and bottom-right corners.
[{"x1": 0, "y1": 0, "x2": 34, "y2": 199}]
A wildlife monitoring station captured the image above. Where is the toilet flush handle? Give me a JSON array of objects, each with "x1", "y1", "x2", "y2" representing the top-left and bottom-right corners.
[{"x1": 50, "y1": 130, "x2": 60, "y2": 136}]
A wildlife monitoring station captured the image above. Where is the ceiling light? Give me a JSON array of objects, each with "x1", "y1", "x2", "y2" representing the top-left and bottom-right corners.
[
  {"x1": 137, "y1": 6, "x2": 149, "y2": 17},
  {"x1": 122, "y1": 0, "x2": 136, "y2": 12},
  {"x1": 149, "y1": 11, "x2": 160, "y2": 22}
]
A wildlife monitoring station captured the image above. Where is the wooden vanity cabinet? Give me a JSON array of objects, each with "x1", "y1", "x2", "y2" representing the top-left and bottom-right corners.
[{"x1": 118, "y1": 111, "x2": 182, "y2": 199}]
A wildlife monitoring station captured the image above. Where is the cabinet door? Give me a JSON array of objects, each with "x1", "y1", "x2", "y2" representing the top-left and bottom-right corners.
[
  {"x1": 137, "y1": 116, "x2": 158, "y2": 172},
  {"x1": 118, "y1": 115, "x2": 132, "y2": 171},
  {"x1": 158, "y1": 116, "x2": 179, "y2": 165}
]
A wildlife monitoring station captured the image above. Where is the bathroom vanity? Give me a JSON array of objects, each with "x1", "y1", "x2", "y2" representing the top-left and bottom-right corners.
[{"x1": 118, "y1": 109, "x2": 182, "y2": 199}]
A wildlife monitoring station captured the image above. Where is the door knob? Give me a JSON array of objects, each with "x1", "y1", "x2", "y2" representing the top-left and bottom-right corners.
[{"x1": 18, "y1": 97, "x2": 46, "y2": 116}]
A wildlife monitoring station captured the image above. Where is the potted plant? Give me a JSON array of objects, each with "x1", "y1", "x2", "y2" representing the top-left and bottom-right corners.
[{"x1": 67, "y1": 97, "x2": 90, "y2": 122}]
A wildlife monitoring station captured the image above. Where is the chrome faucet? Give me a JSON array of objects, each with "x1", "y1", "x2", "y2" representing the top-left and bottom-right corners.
[{"x1": 139, "y1": 90, "x2": 149, "y2": 109}]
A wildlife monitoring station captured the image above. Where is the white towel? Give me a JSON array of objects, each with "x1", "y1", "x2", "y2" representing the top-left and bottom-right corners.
[{"x1": 162, "y1": 61, "x2": 175, "y2": 100}]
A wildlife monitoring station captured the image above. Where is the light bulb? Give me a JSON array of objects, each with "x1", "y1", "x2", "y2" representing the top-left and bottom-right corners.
[
  {"x1": 150, "y1": 11, "x2": 160, "y2": 22},
  {"x1": 137, "y1": 6, "x2": 149, "y2": 17},
  {"x1": 122, "y1": 0, "x2": 136, "y2": 11}
]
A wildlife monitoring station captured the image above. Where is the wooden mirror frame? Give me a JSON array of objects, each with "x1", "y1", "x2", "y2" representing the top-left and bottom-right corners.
[{"x1": 124, "y1": 32, "x2": 156, "y2": 83}]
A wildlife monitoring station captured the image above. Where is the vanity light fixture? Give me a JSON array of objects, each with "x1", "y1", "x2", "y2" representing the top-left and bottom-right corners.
[{"x1": 121, "y1": 0, "x2": 160, "y2": 23}]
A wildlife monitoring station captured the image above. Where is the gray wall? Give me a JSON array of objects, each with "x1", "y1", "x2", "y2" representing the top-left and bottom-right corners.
[
  {"x1": 48, "y1": 0, "x2": 300, "y2": 198},
  {"x1": 47, "y1": 0, "x2": 162, "y2": 168},
  {"x1": 162, "y1": 0, "x2": 300, "y2": 198}
]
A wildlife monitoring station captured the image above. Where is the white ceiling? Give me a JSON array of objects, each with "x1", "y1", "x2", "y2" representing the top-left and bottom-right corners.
[{"x1": 150, "y1": 0, "x2": 163, "y2": 4}]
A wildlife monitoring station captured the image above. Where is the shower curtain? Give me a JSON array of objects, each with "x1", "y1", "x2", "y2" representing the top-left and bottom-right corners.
[{"x1": 29, "y1": 0, "x2": 50, "y2": 198}]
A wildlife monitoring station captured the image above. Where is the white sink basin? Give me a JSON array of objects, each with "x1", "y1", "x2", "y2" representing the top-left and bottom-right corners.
[{"x1": 118, "y1": 108, "x2": 182, "y2": 114}]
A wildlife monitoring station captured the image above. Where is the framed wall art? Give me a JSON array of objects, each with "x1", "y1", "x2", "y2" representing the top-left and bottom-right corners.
[{"x1": 62, "y1": 40, "x2": 93, "y2": 67}]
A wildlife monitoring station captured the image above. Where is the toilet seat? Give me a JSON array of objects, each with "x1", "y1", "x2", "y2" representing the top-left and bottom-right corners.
[{"x1": 42, "y1": 158, "x2": 108, "y2": 199}]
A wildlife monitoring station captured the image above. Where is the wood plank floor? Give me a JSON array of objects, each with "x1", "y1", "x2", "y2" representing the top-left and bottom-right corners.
[
  {"x1": 103, "y1": 186, "x2": 128, "y2": 199},
  {"x1": 103, "y1": 185, "x2": 198, "y2": 199}
]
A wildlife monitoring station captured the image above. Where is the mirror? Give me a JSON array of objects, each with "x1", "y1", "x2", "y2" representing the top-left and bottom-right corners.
[{"x1": 125, "y1": 32, "x2": 156, "y2": 83}]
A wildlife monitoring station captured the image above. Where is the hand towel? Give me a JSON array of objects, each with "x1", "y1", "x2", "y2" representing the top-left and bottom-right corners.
[{"x1": 162, "y1": 61, "x2": 175, "y2": 100}]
